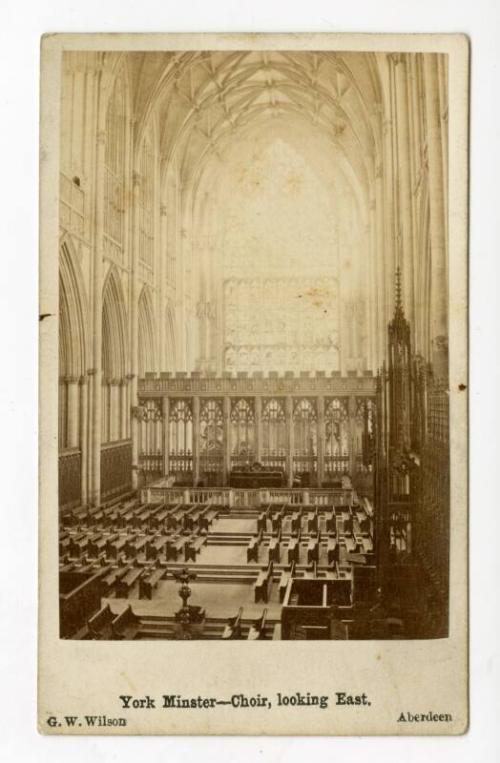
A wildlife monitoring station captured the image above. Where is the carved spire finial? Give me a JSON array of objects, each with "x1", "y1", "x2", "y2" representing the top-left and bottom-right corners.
[{"x1": 394, "y1": 266, "x2": 403, "y2": 317}]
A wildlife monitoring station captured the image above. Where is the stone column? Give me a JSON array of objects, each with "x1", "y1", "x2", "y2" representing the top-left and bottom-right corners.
[
  {"x1": 286, "y1": 396, "x2": 294, "y2": 488},
  {"x1": 110, "y1": 379, "x2": 121, "y2": 441},
  {"x1": 192, "y1": 396, "x2": 200, "y2": 486},
  {"x1": 89, "y1": 117, "x2": 106, "y2": 506},
  {"x1": 79, "y1": 375, "x2": 89, "y2": 505},
  {"x1": 348, "y1": 395, "x2": 357, "y2": 477},
  {"x1": 393, "y1": 53, "x2": 416, "y2": 332},
  {"x1": 317, "y1": 396, "x2": 325, "y2": 488},
  {"x1": 223, "y1": 396, "x2": 231, "y2": 486},
  {"x1": 424, "y1": 54, "x2": 448, "y2": 380},
  {"x1": 66, "y1": 376, "x2": 80, "y2": 449},
  {"x1": 254, "y1": 396, "x2": 262, "y2": 462},
  {"x1": 119, "y1": 378, "x2": 128, "y2": 440},
  {"x1": 162, "y1": 396, "x2": 170, "y2": 476},
  {"x1": 130, "y1": 170, "x2": 141, "y2": 487}
]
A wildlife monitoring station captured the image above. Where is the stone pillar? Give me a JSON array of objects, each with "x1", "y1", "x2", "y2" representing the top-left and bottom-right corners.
[
  {"x1": 79, "y1": 375, "x2": 89, "y2": 505},
  {"x1": 348, "y1": 395, "x2": 357, "y2": 477},
  {"x1": 223, "y1": 396, "x2": 231, "y2": 486},
  {"x1": 254, "y1": 396, "x2": 262, "y2": 462},
  {"x1": 66, "y1": 376, "x2": 80, "y2": 449},
  {"x1": 89, "y1": 117, "x2": 106, "y2": 506},
  {"x1": 110, "y1": 379, "x2": 121, "y2": 441},
  {"x1": 393, "y1": 54, "x2": 416, "y2": 332},
  {"x1": 317, "y1": 396, "x2": 325, "y2": 488},
  {"x1": 159, "y1": 203, "x2": 168, "y2": 370},
  {"x1": 119, "y1": 378, "x2": 128, "y2": 440},
  {"x1": 162, "y1": 396, "x2": 170, "y2": 477},
  {"x1": 424, "y1": 54, "x2": 448, "y2": 381},
  {"x1": 192, "y1": 396, "x2": 200, "y2": 486},
  {"x1": 130, "y1": 170, "x2": 141, "y2": 487},
  {"x1": 286, "y1": 396, "x2": 294, "y2": 488}
]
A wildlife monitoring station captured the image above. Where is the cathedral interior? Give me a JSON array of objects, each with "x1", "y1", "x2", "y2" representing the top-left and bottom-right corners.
[{"x1": 58, "y1": 50, "x2": 450, "y2": 640}]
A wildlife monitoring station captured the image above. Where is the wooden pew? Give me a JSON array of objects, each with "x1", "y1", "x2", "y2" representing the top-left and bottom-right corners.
[
  {"x1": 183, "y1": 504, "x2": 205, "y2": 532},
  {"x1": 100, "y1": 565, "x2": 131, "y2": 597},
  {"x1": 149, "y1": 505, "x2": 168, "y2": 531},
  {"x1": 307, "y1": 532, "x2": 320, "y2": 564},
  {"x1": 69, "y1": 534, "x2": 95, "y2": 559},
  {"x1": 125, "y1": 535, "x2": 149, "y2": 559},
  {"x1": 107, "y1": 536, "x2": 128, "y2": 559},
  {"x1": 198, "y1": 507, "x2": 218, "y2": 533},
  {"x1": 247, "y1": 531, "x2": 262, "y2": 563},
  {"x1": 290, "y1": 511, "x2": 301, "y2": 534},
  {"x1": 222, "y1": 607, "x2": 243, "y2": 639},
  {"x1": 307, "y1": 508, "x2": 319, "y2": 534},
  {"x1": 87, "y1": 603, "x2": 114, "y2": 639},
  {"x1": 247, "y1": 609, "x2": 268, "y2": 640},
  {"x1": 139, "y1": 567, "x2": 164, "y2": 600},
  {"x1": 325, "y1": 508, "x2": 337, "y2": 534},
  {"x1": 268, "y1": 531, "x2": 281, "y2": 563},
  {"x1": 115, "y1": 567, "x2": 144, "y2": 598},
  {"x1": 146, "y1": 536, "x2": 168, "y2": 561},
  {"x1": 257, "y1": 511, "x2": 267, "y2": 534},
  {"x1": 327, "y1": 536, "x2": 340, "y2": 564},
  {"x1": 88, "y1": 533, "x2": 117, "y2": 558},
  {"x1": 271, "y1": 505, "x2": 285, "y2": 533},
  {"x1": 184, "y1": 536, "x2": 205, "y2": 562},
  {"x1": 287, "y1": 529, "x2": 300, "y2": 563},
  {"x1": 166, "y1": 504, "x2": 184, "y2": 532},
  {"x1": 254, "y1": 561, "x2": 274, "y2": 603},
  {"x1": 111, "y1": 605, "x2": 140, "y2": 639},
  {"x1": 165, "y1": 536, "x2": 185, "y2": 562},
  {"x1": 279, "y1": 561, "x2": 296, "y2": 602}
]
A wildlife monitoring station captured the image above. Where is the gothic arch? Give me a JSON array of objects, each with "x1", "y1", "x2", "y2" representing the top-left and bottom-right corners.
[
  {"x1": 102, "y1": 267, "x2": 128, "y2": 379},
  {"x1": 59, "y1": 235, "x2": 88, "y2": 378},
  {"x1": 138, "y1": 285, "x2": 157, "y2": 376}
]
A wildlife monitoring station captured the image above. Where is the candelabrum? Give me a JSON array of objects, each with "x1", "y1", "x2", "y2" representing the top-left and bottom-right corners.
[{"x1": 173, "y1": 567, "x2": 197, "y2": 640}]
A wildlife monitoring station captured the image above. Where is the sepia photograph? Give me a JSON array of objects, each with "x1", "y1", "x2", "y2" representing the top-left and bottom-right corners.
[
  {"x1": 37, "y1": 31, "x2": 469, "y2": 736},
  {"x1": 56, "y1": 47, "x2": 452, "y2": 642}
]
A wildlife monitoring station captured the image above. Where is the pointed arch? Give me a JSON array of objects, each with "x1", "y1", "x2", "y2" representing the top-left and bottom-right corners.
[
  {"x1": 59, "y1": 234, "x2": 88, "y2": 378},
  {"x1": 102, "y1": 267, "x2": 128, "y2": 379},
  {"x1": 138, "y1": 285, "x2": 157, "y2": 376}
]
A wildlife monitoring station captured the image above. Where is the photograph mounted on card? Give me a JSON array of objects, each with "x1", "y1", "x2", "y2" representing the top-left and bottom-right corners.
[{"x1": 39, "y1": 32, "x2": 469, "y2": 735}]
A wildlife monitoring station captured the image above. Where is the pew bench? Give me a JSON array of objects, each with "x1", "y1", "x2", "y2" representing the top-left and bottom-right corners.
[
  {"x1": 139, "y1": 567, "x2": 164, "y2": 600},
  {"x1": 107, "y1": 536, "x2": 128, "y2": 559},
  {"x1": 146, "y1": 536, "x2": 168, "y2": 561},
  {"x1": 307, "y1": 510, "x2": 319, "y2": 534},
  {"x1": 100, "y1": 565, "x2": 131, "y2": 597},
  {"x1": 111, "y1": 605, "x2": 140, "y2": 639},
  {"x1": 279, "y1": 563, "x2": 296, "y2": 602},
  {"x1": 125, "y1": 536, "x2": 149, "y2": 559},
  {"x1": 290, "y1": 511, "x2": 301, "y2": 534},
  {"x1": 165, "y1": 536, "x2": 185, "y2": 562},
  {"x1": 307, "y1": 536, "x2": 320, "y2": 564},
  {"x1": 254, "y1": 562, "x2": 274, "y2": 603},
  {"x1": 184, "y1": 536, "x2": 205, "y2": 562},
  {"x1": 198, "y1": 507, "x2": 218, "y2": 532},
  {"x1": 222, "y1": 607, "x2": 243, "y2": 639},
  {"x1": 87, "y1": 603, "x2": 114, "y2": 639},
  {"x1": 268, "y1": 536, "x2": 281, "y2": 563},
  {"x1": 247, "y1": 536, "x2": 260, "y2": 563},
  {"x1": 287, "y1": 537, "x2": 299, "y2": 564},
  {"x1": 115, "y1": 567, "x2": 144, "y2": 598},
  {"x1": 247, "y1": 608, "x2": 268, "y2": 640},
  {"x1": 327, "y1": 537, "x2": 339, "y2": 564}
]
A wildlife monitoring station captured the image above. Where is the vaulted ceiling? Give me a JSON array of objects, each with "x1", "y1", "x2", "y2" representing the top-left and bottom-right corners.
[{"x1": 120, "y1": 51, "x2": 384, "y2": 202}]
